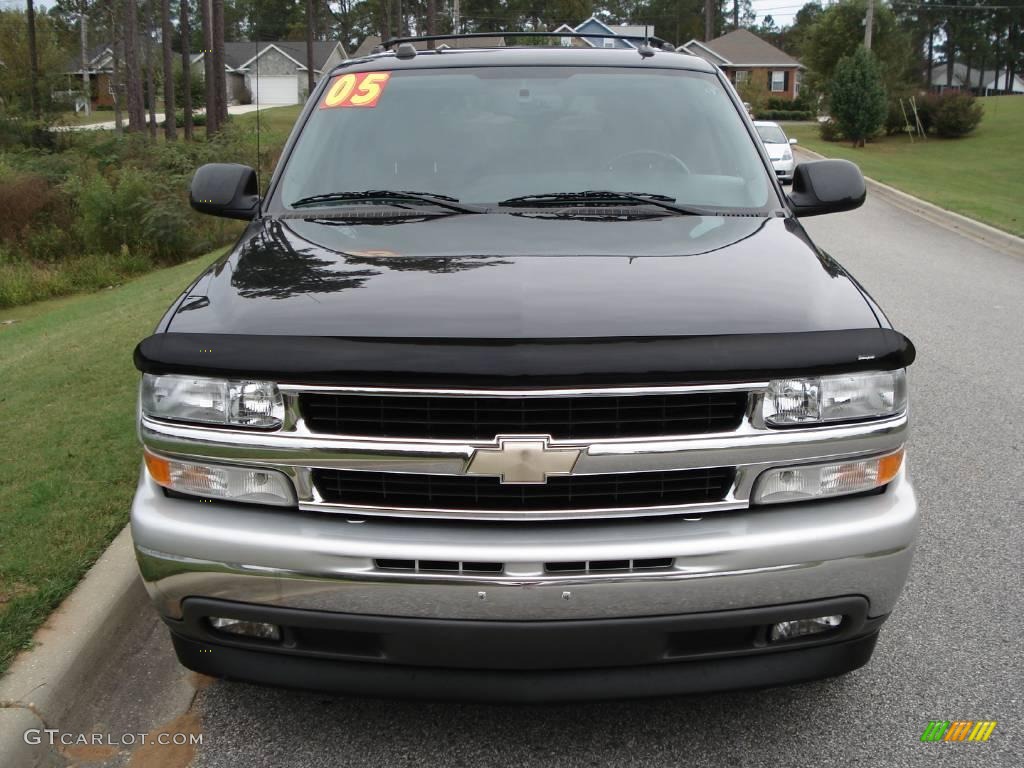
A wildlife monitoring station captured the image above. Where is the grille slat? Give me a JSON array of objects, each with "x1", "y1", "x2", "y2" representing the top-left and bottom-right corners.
[
  {"x1": 300, "y1": 392, "x2": 748, "y2": 440},
  {"x1": 313, "y1": 468, "x2": 734, "y2": 512}
]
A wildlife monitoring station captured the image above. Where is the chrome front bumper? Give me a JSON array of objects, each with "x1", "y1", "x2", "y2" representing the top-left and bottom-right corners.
[{"x1": 132, "y1": 466, "x2": 918, "y2": 622}]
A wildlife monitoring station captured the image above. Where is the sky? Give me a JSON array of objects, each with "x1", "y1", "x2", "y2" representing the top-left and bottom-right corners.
[{"x1": 750, "y1": 0, "x2": 810, "y2": 27}]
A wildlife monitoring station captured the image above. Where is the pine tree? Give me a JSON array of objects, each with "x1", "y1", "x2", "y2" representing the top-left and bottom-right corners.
[{"x1": 829, "y1": 46, "x2": 887, "y2": 147}]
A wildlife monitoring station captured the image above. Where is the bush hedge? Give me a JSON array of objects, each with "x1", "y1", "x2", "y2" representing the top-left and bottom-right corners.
[
  {"x1": 754, "y1": 109, "x2": 815, "y2": 121},
  {"x1": 0, "y1": 123, "x2": 264, "y2": 308}
]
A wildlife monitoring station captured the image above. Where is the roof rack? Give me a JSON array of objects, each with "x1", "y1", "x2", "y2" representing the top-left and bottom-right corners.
[{"x1": 377, "y1": 31, "x2": 673, "y2": 55}]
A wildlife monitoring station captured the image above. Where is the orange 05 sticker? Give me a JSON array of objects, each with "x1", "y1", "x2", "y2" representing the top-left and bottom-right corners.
[{"x1": 320, "y1": 72, "x2": 391, "y2": 109}]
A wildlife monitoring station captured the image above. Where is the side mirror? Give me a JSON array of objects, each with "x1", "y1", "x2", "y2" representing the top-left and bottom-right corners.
[
  {"x1": 787, "y1": 159, "x2": 865, "y2": 217},
  {"x1": 789, "y1": 137, "x2": 798, "y2": 145},
  {"x1": 190, "y1": 163, "x2": 260, "y2": 220}
]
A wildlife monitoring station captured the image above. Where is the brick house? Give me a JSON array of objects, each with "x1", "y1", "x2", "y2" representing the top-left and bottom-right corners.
[{"x1": 677, "y1": 29, "x2": 803, "y2": 101}]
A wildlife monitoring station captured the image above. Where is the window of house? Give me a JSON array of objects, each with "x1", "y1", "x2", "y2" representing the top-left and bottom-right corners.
[
  {"x1": 794, "y1": 70, "x2": 802, "y2": 97},
  {"x1": 770, "y1": 71, "x2": 786, "y2": 93},
  {"x1": 561, "y1": 36, "x2": 572, "y2": 47},
  {"x1": 603, "y1": 38, "x2": 615, "y2": 48},
  {"x1": 734, "y1": 70, "x2": 750, "y2": 85}
]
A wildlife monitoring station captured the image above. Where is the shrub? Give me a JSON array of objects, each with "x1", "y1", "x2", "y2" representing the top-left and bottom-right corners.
[
  {"x1": 162, "y1": 111, "x2": 207, "y2": 128},
  {"x1": 930, "y1": 91, "x2": 984, "y2": 138},
  {"x1": 818, "y1": 118, "x2": 843, "y2": 142},
  {"x1": 829, "y1": 46, "x2": 887, "y2": 146},
  {"x1": 0, "y1": 174, "x2": 56, "y2": 241},
  {"x1": 884, "y1": 99, "x2": 915, "y2": 135}
]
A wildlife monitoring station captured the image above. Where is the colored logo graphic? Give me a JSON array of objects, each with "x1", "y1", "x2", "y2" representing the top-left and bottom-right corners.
[{"x1": 920, "y1": 721, "x2": 997, "y2": 742}]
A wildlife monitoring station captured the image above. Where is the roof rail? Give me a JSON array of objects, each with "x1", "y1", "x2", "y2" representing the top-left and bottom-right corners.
[{"x1": 377, "y1": 31, "x2": 671, "y2": 52}]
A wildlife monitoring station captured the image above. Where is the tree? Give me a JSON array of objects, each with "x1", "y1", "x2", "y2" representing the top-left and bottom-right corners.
[
  {"x1": 26, "y1": 0, "x2": 40, "y2": 117},
  {"x1": 802, "y1": 0, "x2": 914, "y2": 96},
  {"x1": 180, "y1": 0, "x2": 193, "y2": 139},
  {"x1": 829, "y1": 45, "x2": 887, "y2": 146},
  {"x1": 124, "y1": 0, "x2": 145, "y2": 131},
  {"x1": 161, "y1": 0, "x2": 175, "y2": 139}
]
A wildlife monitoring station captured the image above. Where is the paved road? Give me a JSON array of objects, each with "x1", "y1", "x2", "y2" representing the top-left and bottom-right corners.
[
  {"x1": 58, "y1": 104, "x2": 263, "y2": 131},
  {"x1": 55, "y1": 188, "x2": 1023, "y2": 767}
]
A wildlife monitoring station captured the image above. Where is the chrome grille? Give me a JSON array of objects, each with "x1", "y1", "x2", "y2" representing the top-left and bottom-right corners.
[{"x1": 299, "y1": 391, "x2": 749, "y2": 440}]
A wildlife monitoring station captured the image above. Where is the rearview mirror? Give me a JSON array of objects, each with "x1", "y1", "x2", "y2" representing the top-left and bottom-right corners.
[
  {"x1": 787, "y1": 160, "x2": 865, "y2": 217},
  {"x1": 190, "y1": 163, "x2": 260, "y2": 220},
  {"x1": 789, "y1": 137, "x2": 798, "y2": 145}
]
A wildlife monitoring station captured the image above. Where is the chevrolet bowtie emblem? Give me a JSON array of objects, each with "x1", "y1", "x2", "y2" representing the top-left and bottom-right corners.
[{"x1": 465, "y1": 436, "x2": 581, "y2": 484}]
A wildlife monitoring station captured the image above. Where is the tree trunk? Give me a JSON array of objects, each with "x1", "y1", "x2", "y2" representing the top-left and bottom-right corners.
[
  {"x1": 964, "y1": 55, "x2": 972, "y2": 94},
  {"x1": 26, "y1": 0, "x2": 40, "y2": 117},
  {"x1": 926, "y1": 24, "x2": 934, "y2": 87},
  {"x1": 124, "y1": 0, "x2": 145, "y2": 131},
  {"x1": 704, "y1": 0, "x2": 714, "y2": 42},
  {"x1": 944, "y1": 23, "x2": 954, "y2": 87},
  {"x1": 180, "y1": 0, "x2": 193, "y2": 140},
  {"x1": 80, "y1": 2, "x2": 91, "y2": 116},
  {"x1": 212, "y1": 0, "x2": 227, "y2": 124},
  {"x1": 201, "y1": 0, "x2": 218, "y2": 135},
  {"x1": 733, "y1": 0, "x2": 739, "y2": 30},
  {"x1": 161, "y1": 0, "x2": 175, "y2": 139},
  {"x1": 145, "y1": 2, "x2": 157, "y2": 138},
  {"x1": 306, "y1": 0, "x2": 316, "y2": 93},
  {"x1": 426, "y1": 0, "x2": 436, "y2": 47},
  {"x1": 110, "y1": 5, "x2": 124, "y2": 134}
]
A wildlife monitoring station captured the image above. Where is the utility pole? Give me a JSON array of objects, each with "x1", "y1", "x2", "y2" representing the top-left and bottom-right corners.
[
  {"x1": 306, "y1": 0, "x2": 315, "y2": 94},
  {"x1": 80, "y1": 2, "x2": 91, "y2": 116},
  {"x1": 864, "y1": 0, "x2": 874, "y2": 50},
  {"x1": 704, "y1": 0, "x2": 714, "y2": 42},
  {"x1": 733, "y1": 0, "x2": 739, "y2": 30}
]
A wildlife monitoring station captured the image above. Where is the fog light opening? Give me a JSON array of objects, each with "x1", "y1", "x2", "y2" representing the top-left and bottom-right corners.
[
  {"x1": 769, "y1": 614, "x2": 843, "y2": 642},
  {"x1": 209, "y1": 616, "x2": 281, "y2": 641}
]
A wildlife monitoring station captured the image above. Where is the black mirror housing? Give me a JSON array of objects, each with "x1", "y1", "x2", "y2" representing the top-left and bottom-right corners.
[
  {"x1": 787, "y1": 159, "x2": 866, "y2": 217},
  {"x1": 190, "y1": 163, "x2": 260, "y2": 220}
]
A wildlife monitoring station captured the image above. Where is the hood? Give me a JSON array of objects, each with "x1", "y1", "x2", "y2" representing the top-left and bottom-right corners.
[
  {"x1": 763, "y1": 143, "x2": 791, "y2": 161},
  {"x1": 165, "y1": 213, "x2": 879, "y2": 338}
]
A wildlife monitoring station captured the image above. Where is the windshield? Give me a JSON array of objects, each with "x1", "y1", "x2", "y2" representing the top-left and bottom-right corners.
[
  {"x1": 755, "y1": 125, "x2": 788, "y2": 144},
  {"x1": 276, "y1": 67, "x2": 775, "y2": 213}
]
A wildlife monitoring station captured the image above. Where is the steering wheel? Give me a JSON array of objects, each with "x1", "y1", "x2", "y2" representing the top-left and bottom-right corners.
[{"x1": 608, "y1": 150, "x2": 691, "y2": 175}]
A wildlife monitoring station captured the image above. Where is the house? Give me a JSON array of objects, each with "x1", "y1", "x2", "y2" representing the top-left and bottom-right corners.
[
  {"x1": 192, "y1": 40, "x2": 348, "y2": 106},
  {"x1": 929, "y1": 62, "x2": 1024, "y2": 94},
  {"x1": 551, "y1": 17, "x2": 666, "y2": 49},
  {"x1": 350, "y1": 35, "x2": 506, "y2": 58},
  {"x1": 64, "y1": 44, "x2": 118, "y2": 108},
  {"x1": 678, "y1": 29, "x2": 803, "y2": 101}
]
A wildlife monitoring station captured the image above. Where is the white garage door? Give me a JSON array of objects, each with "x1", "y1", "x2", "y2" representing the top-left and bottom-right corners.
[{"x1": 251, "y1": 76, "x2": 299, "y2": 105}]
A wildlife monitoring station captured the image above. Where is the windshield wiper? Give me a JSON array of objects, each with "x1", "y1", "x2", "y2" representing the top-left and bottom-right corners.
[
  {"x1": 290, "y1": 190, "x2": 484, "y2": 214},
  {"x1": 497, "y1": 191, "x2": 716, "y2": 216}
]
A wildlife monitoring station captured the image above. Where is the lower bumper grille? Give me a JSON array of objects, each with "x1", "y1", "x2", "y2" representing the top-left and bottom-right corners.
[{"x1": 311, "y1": 467, "x2": 735, "y2": 512}]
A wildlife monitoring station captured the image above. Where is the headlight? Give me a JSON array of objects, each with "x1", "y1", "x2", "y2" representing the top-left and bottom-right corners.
[
  {"x1": 753, "y1": 449, "x2": 904, "y2": 505},
  {"x1": 141, "y1": 374, "x2": 284, "y2": 429},
  {"x1": 781, "y1": 149, "x2": 792, "y2": 161},
  {"x1": 762, "y1": 370, "x2": 906, "y2": 426},
  {"x1": 145, "y1": 450, "x2": 296, "y2": 506}
]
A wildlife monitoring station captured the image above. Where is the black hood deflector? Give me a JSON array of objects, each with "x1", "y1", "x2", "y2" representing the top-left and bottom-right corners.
[{"x1": 134, "y1": 330, "x2": 915, "y2": 387}]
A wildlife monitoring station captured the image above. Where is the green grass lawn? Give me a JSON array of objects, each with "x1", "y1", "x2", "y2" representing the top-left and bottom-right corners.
[
  {"x1": 784, "y1": 96, "x2": 1024, "y2": 237},
  {"x1": 0, "y1": 249, "x2": 224, "y2": 675}
]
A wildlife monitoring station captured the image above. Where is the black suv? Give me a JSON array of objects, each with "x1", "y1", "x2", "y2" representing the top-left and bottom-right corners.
[{"x1": 132, "y1": 36, "x2": 918, "y2": 701}]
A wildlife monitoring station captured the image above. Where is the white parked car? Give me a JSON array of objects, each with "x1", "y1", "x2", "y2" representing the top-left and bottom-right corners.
[{"x1": 754, "y1": 120, "x2": 798, "y2": 184}]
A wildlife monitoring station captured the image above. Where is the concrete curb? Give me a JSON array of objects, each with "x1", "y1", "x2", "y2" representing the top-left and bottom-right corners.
[
  {"x1": 0, "y1": 526, "x2": 146, "y2": 767},
  {"x1": 794, "y1": 146, "x2": 1024, "y2": 259}
]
